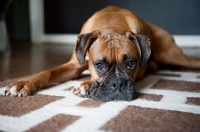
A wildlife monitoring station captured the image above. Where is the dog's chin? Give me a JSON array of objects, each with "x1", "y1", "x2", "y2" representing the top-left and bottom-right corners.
[{"x1": 88, "y1": 80, "x2": 136, "y2": 102}]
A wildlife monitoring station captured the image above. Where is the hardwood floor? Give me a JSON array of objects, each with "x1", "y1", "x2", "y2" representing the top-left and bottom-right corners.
[
  {"x1": 0, "y1": 42, "x2": 200, "y2": 82},
  {"x1": 0, "y1": 42, "x2": 74, "y2": 81}
]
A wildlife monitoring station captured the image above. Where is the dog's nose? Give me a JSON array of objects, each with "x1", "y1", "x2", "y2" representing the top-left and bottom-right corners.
[{"x1": 110, "y1": 78, "x2": 126, "y2": 92}]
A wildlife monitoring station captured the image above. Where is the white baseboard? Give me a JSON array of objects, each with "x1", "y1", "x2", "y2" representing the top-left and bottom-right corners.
[
  {"x1": 173, "y1": 35, "x2": 200, "y2": 47},
  {"x1": 43, "y1": 34, "x2": 78, "y2": 44},
  {"x1": 41, "y1": 34, "x2": 200, "y2": 47}
]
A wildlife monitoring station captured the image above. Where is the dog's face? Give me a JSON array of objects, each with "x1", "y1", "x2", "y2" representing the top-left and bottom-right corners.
[{"x1": 75, "y1": 30, "x2": 151, "y2": 102}]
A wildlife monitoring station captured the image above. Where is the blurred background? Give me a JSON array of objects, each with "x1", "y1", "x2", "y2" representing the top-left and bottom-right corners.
[{"x1": 3, "y1": 0, "x2": 200, "y2": 44}]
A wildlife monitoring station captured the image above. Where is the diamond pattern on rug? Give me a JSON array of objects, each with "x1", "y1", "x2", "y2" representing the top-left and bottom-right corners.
[
  {"x1": 151, "y1": 79, "x2": 200, "y2": 92},
  {"x1": 0, "y1": 70, "x2": 200, "y2": 132},
  {"x1": 27, "y1": 114, "x2": 80, "y2": 132},
  {"x1": 186, "y1": 97, "x2": 200, "y2": 106},
  {"x1": 0, "y1": 95, "x2": 64, "y2": 117},
  {"x1": 100, "y1": 105, "x2": 200, "y2": 132},
  {"x1": 137, "y1": 93, "x2": 163, "y2": 101},
  {"x1": 77, "y1": 98, "x2": 105, "y2": 108}
]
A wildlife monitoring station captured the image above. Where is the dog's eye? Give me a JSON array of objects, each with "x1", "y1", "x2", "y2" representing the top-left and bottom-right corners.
[
  {"x1": 96, "y1": 62, "x2": 106, "y2": 71},
  {"x1": 126, "y1": 60, "x2": 135, "y2": 70}
]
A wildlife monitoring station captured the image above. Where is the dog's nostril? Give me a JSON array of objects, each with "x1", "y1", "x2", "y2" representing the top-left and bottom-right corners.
[{"x1": 110, "y1": 79, "x2": 125, "y2": 91}]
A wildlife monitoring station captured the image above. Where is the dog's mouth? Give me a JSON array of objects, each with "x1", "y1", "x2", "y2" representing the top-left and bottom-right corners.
[{"x1": 88, "y1": 77, "x2": 136, "y2": 102}]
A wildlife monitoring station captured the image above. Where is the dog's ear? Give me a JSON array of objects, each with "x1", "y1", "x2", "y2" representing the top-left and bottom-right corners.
[
  {"x1": 75, "y1": 30, "x2": 100, "y2": 66},
  {"x1": 126, "y1": 31, "x2": 151, "y2": 68}
]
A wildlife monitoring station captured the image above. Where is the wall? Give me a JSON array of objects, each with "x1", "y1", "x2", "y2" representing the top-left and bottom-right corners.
[
  {"x1": 44, "y1": 0, "x2": 200, "y2": 35},
  {"x1": 6, "y1": 0, "x2": 30, "y2": 41}
]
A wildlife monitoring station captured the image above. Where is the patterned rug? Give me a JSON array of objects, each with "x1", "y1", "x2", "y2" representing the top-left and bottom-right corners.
[{"x1": 0, "y1": 69, "x2": 200, "y2": 132}]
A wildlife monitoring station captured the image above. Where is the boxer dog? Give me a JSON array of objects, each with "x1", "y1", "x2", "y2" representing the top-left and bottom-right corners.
[{"x1": 3, "y1": 6, "x2": 200, "y2": 102}]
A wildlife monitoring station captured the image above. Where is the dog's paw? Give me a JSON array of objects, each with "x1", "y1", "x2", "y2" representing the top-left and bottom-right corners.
[
  {"x1": 71, "y1": 84, "x2": 88, "y2": 98},
  {"x1": 3, "y1": 80, "x2": 32, "y2": 97},
  {"x1": 71, "y1": 80, "x2": 92, "y2": 98}
]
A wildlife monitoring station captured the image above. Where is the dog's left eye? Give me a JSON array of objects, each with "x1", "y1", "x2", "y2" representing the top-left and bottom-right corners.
[
  {"x1": 96, "y1": 62, "x2": 106, "y2": 71},
  {"x1": 126, "y1": 60, "x2": 136, "y2": 70},
  {"x1": 125, "y1": 59, "x2": 136, "y2": 72},
  {"x1": 127, "y1": 61, "x2": 135, "y2": 69}
]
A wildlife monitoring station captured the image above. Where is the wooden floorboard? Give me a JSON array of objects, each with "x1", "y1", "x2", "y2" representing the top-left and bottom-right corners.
[{"x1": 0, "y1": 42, "x2": 74, "y2": 81}]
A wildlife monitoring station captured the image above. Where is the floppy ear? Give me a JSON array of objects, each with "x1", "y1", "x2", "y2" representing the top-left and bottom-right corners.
[
  {"x1": 75, "y1": 30, "x2": 100, "y2": 66},
  {"x1": 126, "y1": 31, "x2": 151, "y2": 68}
]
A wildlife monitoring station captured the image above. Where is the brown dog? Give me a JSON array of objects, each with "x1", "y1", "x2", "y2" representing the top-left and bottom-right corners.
[{"x1": 3, "y1": 6, "x2": 200, "y2": 101}]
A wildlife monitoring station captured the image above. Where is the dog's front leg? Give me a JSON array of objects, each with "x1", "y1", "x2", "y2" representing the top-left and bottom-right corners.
[{"x1": 3, "y1": 60, "x2": 88, "y2": 97}]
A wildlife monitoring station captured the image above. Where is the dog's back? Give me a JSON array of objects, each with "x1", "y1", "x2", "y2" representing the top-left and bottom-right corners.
[{"x1": 80, "y1": 6, "x2": 147, "y2": 35}]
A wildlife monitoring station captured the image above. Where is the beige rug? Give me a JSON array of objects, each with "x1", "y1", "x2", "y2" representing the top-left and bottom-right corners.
[{"x1": 0, "y1": 69, "x2": 200, "y2": 132}]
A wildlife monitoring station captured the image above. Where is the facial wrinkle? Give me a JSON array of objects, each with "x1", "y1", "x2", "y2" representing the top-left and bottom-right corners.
[
  {"x1": 113, "y1": 38, "x2": 123, "y2": 76},
  {"x1": 114, "y1": 37, "x2": 131, "y2": 79}
]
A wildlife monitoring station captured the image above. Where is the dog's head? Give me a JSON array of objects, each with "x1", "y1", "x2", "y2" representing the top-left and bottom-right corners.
[{"x1": 75, "y1": 30, "x2": 151, "y2": 102}]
